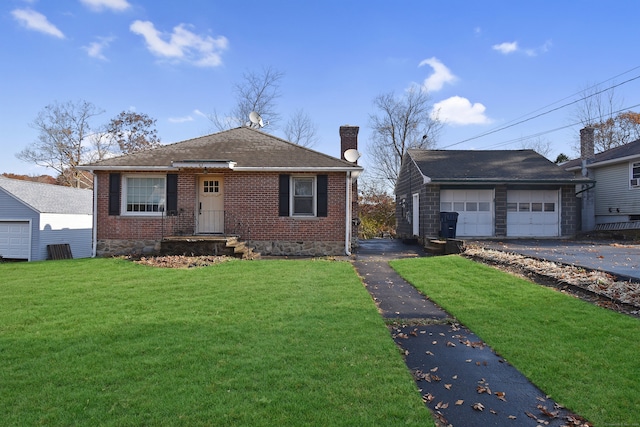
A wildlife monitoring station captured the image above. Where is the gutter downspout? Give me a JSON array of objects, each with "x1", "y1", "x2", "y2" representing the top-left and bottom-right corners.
[
  {"x1": 345, "y1": 171, "x2": 352, "y2": 256},
  {"x1": 91, "y1": 172, "x2": 97, "y2": 258}
]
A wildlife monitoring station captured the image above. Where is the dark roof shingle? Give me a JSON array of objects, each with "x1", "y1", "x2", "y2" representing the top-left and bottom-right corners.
[
  {"x1": 408, "y1": 149, "x2": 587, "y2": 183},
  {"x1": 83, "y1": 127, "x2": 359, "y2": 170},
  {"x1": 563, "y1": 138, "x2": 640, "y2": 170}
]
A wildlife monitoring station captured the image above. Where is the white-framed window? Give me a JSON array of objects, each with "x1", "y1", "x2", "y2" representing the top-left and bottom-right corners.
[
  {"x1": 630, "y1": 162, "x2": 640, "y2": 188},
  {"x1": 122, "y1": 175, "x2": 166, "y2": 215},
  {"x1": 291, "y1": 176, "x2": 316, "y2": 216}
]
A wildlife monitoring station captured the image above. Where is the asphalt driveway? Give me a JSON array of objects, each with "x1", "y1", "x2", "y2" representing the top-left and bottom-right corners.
[{"x1": 473, "y1": 239, "x2": 640, "y2": 282}]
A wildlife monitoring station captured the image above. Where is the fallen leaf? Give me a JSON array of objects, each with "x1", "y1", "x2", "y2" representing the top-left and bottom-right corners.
[
  {"x1": 508, "y1": 415, "x2": 517, "y2": 420},
  {"x1": 536, "y1": 404, "x2": 559, "y2": 418},
  {"x1": 432, "y1": 341, "x2": 438, "y2": 345},
  {"x1": 435, "y1": 401, "x2": 449, "y2": 409},
  {"x1": 410, "y1": 329, "x2": 418, "y2": 337},
  {"x1": 465, "y1": 359, "x2": 472, "y2": 363},
  {"x1": 455, "y1": 400, "x2": 464, "y2": 406},
  {"x1": 425, "y1": 351, "x2": 434, "y2": 356},
  {"x1": 422, "y1": 393, "x2": 434, "y2": 403},
  {"x1": 452, "y1": 375, "x2": 458, "y2": 380},
  {"x1": 496, "y1": 391, "x2": 507, "y2": 401},
  {"x1": 490, "y1": 409, "x2": 497, "y2": 415},
  {"x1": 446, "y1": 341, "x2": 456, "y2": 347},
  {"x1": 430, "y1": 367, "x2": 439, "y2": 372},
  {"x1": 444, "y1": 384, "x2": 452, "y2": 390},
  {"x1": 472, "y1": 402, "x2": 485, "y2": 411}
]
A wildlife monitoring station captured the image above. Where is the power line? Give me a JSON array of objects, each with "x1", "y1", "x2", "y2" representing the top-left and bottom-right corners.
[
  {"x1": 477, "y1": 102, "x2": 640, "y2": 150},
  {"x1": 441, "y1": 66, "x2": 640, "y2": 149}
]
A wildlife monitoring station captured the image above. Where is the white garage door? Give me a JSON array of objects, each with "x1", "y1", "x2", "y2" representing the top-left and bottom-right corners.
[
  {"x1": 0, "y1": 221, "x2": 31, "y2": 260},
  {"x1": 440, "y1": 190, "x2": 494, "y2": 237},
  {"x1": 507, "y1": 190, "x2": 559, "y2": 237}
]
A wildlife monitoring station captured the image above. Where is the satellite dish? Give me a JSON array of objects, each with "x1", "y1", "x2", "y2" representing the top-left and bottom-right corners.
[
  {"x1": 343, "y1": 148, "x2": 361, "y2": 163},
  {"x1": 249, "y1": 111, "x2": 263, "y2": 128}
]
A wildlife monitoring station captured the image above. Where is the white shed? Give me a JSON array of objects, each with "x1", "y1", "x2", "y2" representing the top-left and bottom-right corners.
[{"x1": 0, "y1": 176, "x2": 93, "y2": 261}]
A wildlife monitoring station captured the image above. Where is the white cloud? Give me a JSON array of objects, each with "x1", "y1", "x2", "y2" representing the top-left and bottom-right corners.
[
  {"x1": 83, "y1": 36, "x2": 115, "y2": 60},
  {"x1": 80, "y1": 0, "x2": 131, "y2": 12},
  {"x1": 418, "y1": 57, "x2": 457, "y2": 92},
  {"x1": 193, "y1": 109, "x2": 208, "y2": 118},
  {"x1": 130, "y1": 20, "x2": 228, "y2": 67},
  {"x1": 492, "y1": 41, "x2": 518, "y2": 54},
  {"x1": 11, "y1": 8, "x2": 64, "y2": 39},
  {"x1": 168, "y1": 115, "x2": 194, "y2": 123},
  {"x1": 493, "y1": 40, "x2": 552, "y2": 57},
  {"x1": 432, "y1": 96, "x2": 491, "y2": 125}
]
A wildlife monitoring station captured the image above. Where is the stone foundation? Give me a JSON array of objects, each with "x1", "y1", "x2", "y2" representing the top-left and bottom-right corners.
[
  {"x1": 97, "y1": 239, "x2": 161, "y2": 257},
  {"x1": 250, "y1": 240, "x2": 346, "y2": 257},
  {"x1": 97, "y1": 239, "x2": 348, "y2": 258}
]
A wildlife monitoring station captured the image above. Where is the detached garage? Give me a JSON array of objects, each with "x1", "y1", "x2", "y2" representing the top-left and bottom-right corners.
[
  {"x1": 396, "y1": 149, "x2": 591, "y2": 241},
  {"x1": 0, "y1": 176, "x2": 93, "y2": 261}
]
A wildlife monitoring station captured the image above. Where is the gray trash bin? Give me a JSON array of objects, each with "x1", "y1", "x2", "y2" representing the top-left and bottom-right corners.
[{"x1": 439, "y1": 212, "x2": 459, "y2": 238}]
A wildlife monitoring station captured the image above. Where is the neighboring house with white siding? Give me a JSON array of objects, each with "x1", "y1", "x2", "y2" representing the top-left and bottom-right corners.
[
  {"x1": 563, "y1": 127, "x2": 640, "y2": 232},
  {"x1": 0, "y1": 176, "x2": 93, "y2": 261}
]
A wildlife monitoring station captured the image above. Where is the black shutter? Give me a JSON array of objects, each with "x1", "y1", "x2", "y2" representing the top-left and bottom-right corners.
[
  {"x1": 279, "y1": 174, "x2": 290, "y2": 216},
  {"x1": 317, "y1": 174, "x2": 328, "y2": 217},
  {"x1": 108, "y1": 173, "x2": 120, "y2": 216},
  {"x1": 166, "y1": 174, "x2": 178, "y2": 216}
]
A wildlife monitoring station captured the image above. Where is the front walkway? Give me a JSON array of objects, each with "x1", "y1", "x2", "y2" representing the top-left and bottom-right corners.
[{"x1": 353, "y1": 239, "x2": 585, "y2": 427}]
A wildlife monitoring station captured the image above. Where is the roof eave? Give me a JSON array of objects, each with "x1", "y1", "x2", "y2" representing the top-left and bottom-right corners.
[{"x1": 431, "y1": 178, "x2": 594, "y2": 185}]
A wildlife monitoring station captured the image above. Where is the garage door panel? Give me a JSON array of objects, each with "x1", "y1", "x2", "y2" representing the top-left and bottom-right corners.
[
  {"x1": 441, "y1": 190, "x2": 494, "y2": 237},
  {"x1": 0, "y1": 221, "x2": 30, "y2": 259},
  {"x1": 507, "y1": 190, "x2": 559, "y2": 237}
]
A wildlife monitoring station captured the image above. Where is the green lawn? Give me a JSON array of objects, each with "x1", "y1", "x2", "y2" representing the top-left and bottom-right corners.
[
  {"x1": 0, "y1": 258, "x2": 433, "y2": 426},
  {"x1": 390, "y1": 255, "x2": 640, "y2": 426}
]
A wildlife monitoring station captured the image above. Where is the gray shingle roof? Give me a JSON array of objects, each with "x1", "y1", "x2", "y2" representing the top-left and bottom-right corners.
[
  {"x1": 408, "y1": 149, "x2": 588, "y2": 183},
  {"x1": 0, "y1": 176, "x2": 93, "y2": 215},
  {"x1": 563, "y1": 138, "x2": 640, "y2": 170},
  {"x1": 82, "y1": 127, "x2": 360, "y2": 171}
]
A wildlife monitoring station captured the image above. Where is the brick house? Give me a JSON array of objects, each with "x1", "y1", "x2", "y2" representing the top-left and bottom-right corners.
[
  {"x1": 395, "y1": 149, "x2": 590, "y2": 241},
  {"x1": 80, "y1": 125, "x2": 363, "y2": 257}
]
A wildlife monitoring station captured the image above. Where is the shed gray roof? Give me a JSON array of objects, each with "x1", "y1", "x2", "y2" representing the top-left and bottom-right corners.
[
  {"x1": 81, "y1": 126, "x2": 361, "y2": 171},
  {"x1": 407, "y1": 149, "x2": 589, "y2": 184},
  {"x1": 0, "y1": 176, "x2": 93, "y2": 215},
  {"x1": 563, "y1": 138, "x2": 640, "y2": 170}
]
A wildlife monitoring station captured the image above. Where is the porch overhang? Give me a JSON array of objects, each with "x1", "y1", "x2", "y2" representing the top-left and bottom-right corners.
[{"x1": 172, "y1": 160, "x2": 237, "y2": 170}]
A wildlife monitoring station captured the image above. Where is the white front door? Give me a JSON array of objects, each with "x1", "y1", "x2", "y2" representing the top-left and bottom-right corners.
[
  {"x1": 197, "y1": 176, "x2": 224, "y2": 233},
  {"x1": 507, "y1": 190, "x2": 560, "y2": 237}
]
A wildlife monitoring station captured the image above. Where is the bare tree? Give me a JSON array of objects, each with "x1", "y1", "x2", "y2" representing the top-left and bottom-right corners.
[
  {"x1": 105, "y1": 111, "x2": 161, "y2": 155},
  {"x1": 519, "y1": 136, "x2": 553, "y2": 158},
  {"x1": 368, "y1": 87, "x2": 442, "y2": 187},
  {"x1": 16, "y1": 100, "x2": 104, "y2": 187},
  {"x1": 283, "y1": 109, "x2": 319, "y2": 147},
  {"x1": 570, "y1": 83, "x2": 640, "y2": 153},
  {"x1": 210, "y1": 66, "x2": 284, "y2": 130}
]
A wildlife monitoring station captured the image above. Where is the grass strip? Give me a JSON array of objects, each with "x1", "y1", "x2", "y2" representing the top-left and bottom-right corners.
[
  {"x1": 390, "y1": 255, "x2": 640, "y2": 426},
  {"x1": 0, "y1": 258, "x2": 433, "y2": 426}
]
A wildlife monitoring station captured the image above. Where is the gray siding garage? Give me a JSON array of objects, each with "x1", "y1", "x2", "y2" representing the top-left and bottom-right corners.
[{"x1": 0, "y1": 176, "x2": 93, "y2": 261}]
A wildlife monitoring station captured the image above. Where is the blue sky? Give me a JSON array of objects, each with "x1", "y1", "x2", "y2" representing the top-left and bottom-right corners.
[{"x1": 2, "y1": 0, "x2": 640, "y2": 177}]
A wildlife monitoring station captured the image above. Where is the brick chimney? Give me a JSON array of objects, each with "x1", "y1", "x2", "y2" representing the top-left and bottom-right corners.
[
  {"x1": 580, "y1": 127, "x2": 595, "y2": 161},
  {"x1": 340, "y1": 125, "x2": 359, "y2": 162}
]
